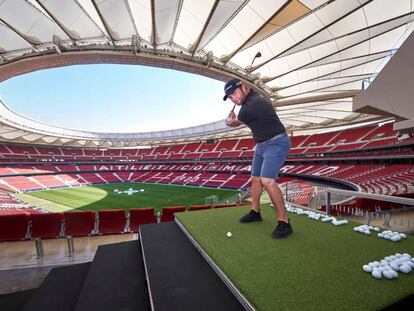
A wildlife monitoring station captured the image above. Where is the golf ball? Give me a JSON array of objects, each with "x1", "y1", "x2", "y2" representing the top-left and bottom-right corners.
[
  {"x1": 400, "y1": 265, "x2": 412, "y2": 274},
  {"x1": 383, "y1": 270, "x2": 394, "y2": 280},
  {"x1": 372, "y1": 270, "x2": 382, "y2": 279},
  {"x1": 226, "y1": 232, "x2": 232, "y2": 238}
]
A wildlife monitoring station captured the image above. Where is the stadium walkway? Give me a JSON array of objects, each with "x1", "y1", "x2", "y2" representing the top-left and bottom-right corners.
[{"x1": 0, "y1": 233, "x2": 137, "y2": 294}]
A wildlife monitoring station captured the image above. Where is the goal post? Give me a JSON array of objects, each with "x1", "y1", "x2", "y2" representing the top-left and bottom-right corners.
[{"x1": 205, "y1": 195, "x2": 219, "y2": 206}]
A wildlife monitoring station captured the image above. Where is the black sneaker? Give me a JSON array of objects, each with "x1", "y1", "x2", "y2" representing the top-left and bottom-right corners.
[
  {"x1": 271, "y1": 220, "x2": 293, "y2": 239},
  {"x1": 240, "y1": 210, "x2": 262, "y2": 223}
]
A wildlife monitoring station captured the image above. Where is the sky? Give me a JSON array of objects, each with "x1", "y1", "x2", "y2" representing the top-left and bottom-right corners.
[{"x1": 0, "y1": 64, "x2": 235, "y2": 133}]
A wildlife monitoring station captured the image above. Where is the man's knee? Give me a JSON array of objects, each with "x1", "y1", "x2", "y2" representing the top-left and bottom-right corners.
[
  {"x1": 260, "y1": 177, "x2": 276, "y2": 188},
  {"x1": 251, "y1": 176, "x2": 261, "y2": 184}
]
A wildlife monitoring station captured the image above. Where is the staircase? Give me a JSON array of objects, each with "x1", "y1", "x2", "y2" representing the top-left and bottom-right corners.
[{"x1": 3, "y1": 223, "x2": 246, "y2": 311}]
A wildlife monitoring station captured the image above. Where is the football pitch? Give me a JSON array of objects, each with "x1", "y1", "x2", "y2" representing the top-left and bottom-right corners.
[{"x1": 15, "y1": 182, "x2": 241, "y2": 213}]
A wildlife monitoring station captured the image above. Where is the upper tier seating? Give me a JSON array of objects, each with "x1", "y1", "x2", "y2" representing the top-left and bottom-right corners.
[{"x1": 0, "y1": 121, "x2": 411, "y2": 163}]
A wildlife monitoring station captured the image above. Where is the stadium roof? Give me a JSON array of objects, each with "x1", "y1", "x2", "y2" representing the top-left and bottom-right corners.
[{"x1": 0, "y1": 0, "x2": 413, "y2": 148}]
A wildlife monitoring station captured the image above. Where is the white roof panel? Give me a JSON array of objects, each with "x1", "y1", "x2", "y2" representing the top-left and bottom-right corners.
[
  {"x1": 153, "y1": 0, "x2": 180, "y2": 44},
  {"x1": 0, "y1": 0, "x2": 69, "y2": 44},
  {"x1": 95, "y1": 0, "x2": 136, "y2": 40},
  {"x1": 174, "y1": 0, "x2": 215, "y2": 49},
  {"x1": 0, "y1": 0, "x2": 412, "y2": 146},
  {"x1": 128, "y1": 0, "x2": 152, "y2": 43},
  {"x1": 39, "y1": 0, "x2": 105, "y2": 40},
  {"x1": 0, "y1": 23, "x2": 32, "y2": 51}
]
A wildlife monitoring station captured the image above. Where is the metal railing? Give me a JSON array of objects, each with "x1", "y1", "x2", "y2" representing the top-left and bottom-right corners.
[{"x1": 325, "y1": 188, "x2": 414, "y2": 227}]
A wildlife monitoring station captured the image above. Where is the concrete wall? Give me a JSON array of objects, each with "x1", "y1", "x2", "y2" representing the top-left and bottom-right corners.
[{"x1": 353, "y1": 30, "x2": 414, "y2": 132}]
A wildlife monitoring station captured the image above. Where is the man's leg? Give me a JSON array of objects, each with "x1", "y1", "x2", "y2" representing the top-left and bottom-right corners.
[
  {"x1": 239, "y1": 150, "x2": 263, "y2": 223},
  {"x1": 260, "y1": 177, "x2": 287, "y2": 222},
  {"x1": 251, "y1": 176, "x2": 262, "y2": 212}
]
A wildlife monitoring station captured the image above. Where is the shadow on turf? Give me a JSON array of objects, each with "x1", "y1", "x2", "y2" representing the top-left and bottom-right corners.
[{"x1": 381, "y1": 293, "x2": 414, "y2": 311}]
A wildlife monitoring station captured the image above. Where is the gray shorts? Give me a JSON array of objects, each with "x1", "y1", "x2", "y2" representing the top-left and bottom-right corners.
[{"x1": 251, "y1": 133, "x2": 291, "y2": 179}]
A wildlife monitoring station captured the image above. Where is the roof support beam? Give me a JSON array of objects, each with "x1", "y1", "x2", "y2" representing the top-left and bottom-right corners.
[
  {"x1": 189, "y1": 0, "x2": 220, "y2": 55},
  {"x1": 91, "y1": 0, "x2": 117, "y2": 47},
  {"x1": 221, "y1": 0, "x2": 293, "y2": 65},
  {"x1": 34, "y1": 0, "x2": 77, "y2": 44},
  {"x1": 272, "y1": 55, "x2": 387, "y2": 91},
  {"x1": 0, "y1": 18, "x2": 38, "y2": 49},
  {"x1": 169, "y1": 0, "x2": 184, "y2": 45},
  {"x1": 150, "y1": 0, "x2": 157, "y2": 48},
  {"x1": 124, "y1": 0, "x2": 141, "y2": 42},
  {"x1": 252, "y1": 0, "x2": 373, "y2": 72},
  {"x1": 273, "y1": 90, "x2": 359, "y2": 107},
  {"x1": 195, "y1": 0, "x2": 249, "y2": 53},
  {"x1": 271, "y1": 75, "x2": 369, "y2": 100},
  {"x1": 262, "y1": 12, "x2": 414, "y2": 82}
]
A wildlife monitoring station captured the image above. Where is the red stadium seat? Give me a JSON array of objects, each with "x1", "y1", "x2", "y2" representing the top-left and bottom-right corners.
[
  {"x1": 98, "y1": 209, "x2": 127, "y2": 234},
  {"x1": 188, "y1": 205, "x2": 211, "y2": 212},
  {"x1": 129, "y1": 208, "x2": 157, "y2": 232},
  {"x1": 0, "y1": 213, "x2": 29, "y2": 241},
  {"x1": 161, "y1": 206, "x2": 186, "y2": 222},
  {"x1": 64, "y1": 211, "x2": 95, "y2": 237},
  {"x1": 31, "y1": 213, "x2": 64, "y2": 239}
]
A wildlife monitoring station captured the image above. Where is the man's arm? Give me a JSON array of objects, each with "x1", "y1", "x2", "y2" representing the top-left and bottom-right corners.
[
  {"x1": 227, "y1": 118, "x2": 242, "y2": 127},
  {"x1": 226, "y1": 111, "x2": 242, "y2": 127}
]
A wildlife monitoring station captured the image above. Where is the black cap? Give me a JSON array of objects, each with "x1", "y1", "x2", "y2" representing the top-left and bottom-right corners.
[{"x1": 223, "y1": 79, "x2": 242, "y2": 101}]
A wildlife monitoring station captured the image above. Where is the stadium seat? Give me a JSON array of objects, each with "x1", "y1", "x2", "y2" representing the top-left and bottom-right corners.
[
  {"x1": 129, "y1": 208, "x2": 157, "y2": 232},
  {"x1": 98, "y1": 209, "x2": 127, "y2": 234},
  {"x1": 188, "y1": 205, "x2": 212, "y2": 212},
  {"x1": 0, "y1": 213, "x2": 29, "y2": 241},
  {"x1": 64, "y1": 210, "x2": 95, "y2": 237},
  {"x1": 31, "y1": 213, "x2": 64, "y2": 239},
  {"x1": 213, "y1": 203, "x2": 238, "y2": 208},
  {"x1": 161, "y1": 206, "x2": 186, "y2": 222}
]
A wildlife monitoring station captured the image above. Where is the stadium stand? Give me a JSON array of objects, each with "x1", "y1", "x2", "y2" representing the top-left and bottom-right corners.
[{"x1": 0, "y1": 121, "x2": 412, "y2": 216}]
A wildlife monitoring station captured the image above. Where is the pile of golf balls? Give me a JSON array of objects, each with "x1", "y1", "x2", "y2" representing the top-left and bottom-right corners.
[
  {"x1": 353, "y1": 224, "x2": 380, "y2": 235},
  {"x1": 286, "y1": 206, "x2": 348, "y2": 226},
  {"x1": 377, "y1": 230, "x2": 407, "y2": 242},
  {"x1": 362, "y1": 253, "x2": 414, "y2": 279}
]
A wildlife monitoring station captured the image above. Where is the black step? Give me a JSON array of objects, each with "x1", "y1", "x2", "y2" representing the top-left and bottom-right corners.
[
  {"x1": 140, "y1": 222, "x2": 244, "y2": 311},
  {"x1": 0, "y1": 289, "x2": 35, "y2": 311},
  {"x1": 74, "y1": 240, "x2": 150, "y2": 311},
  {"x1": 21, "y1": 262, "x2": 90, "y2": 311}
]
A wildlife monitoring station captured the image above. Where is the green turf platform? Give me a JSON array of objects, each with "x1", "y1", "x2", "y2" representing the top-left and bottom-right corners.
[{"x1": 176, "y1": 204, "x2": 414, "y2": 311}]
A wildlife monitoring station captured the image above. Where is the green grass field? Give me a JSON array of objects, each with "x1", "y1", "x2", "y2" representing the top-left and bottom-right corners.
[
  {"x1": 176, "y1": 205, "x2": 414, "y2": 311},
  {"x1": 15, "y1": 182, "x2": 241, "y2": 213}
]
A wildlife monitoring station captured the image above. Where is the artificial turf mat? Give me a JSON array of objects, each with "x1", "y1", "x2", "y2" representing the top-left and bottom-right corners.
[
  {"x1": 16, "y1": 182, "x2": 239, "y2": 213},
  {"x1": 176, "y1": 205, "x2": 414, "y2": 311}
]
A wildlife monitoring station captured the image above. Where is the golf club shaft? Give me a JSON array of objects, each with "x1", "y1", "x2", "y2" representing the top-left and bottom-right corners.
[{"x1": 231, "y1": 104, "x2": 236, "y2": 112}]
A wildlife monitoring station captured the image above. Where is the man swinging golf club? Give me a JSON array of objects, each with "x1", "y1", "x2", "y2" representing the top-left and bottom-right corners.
[{"x1": 223, "y1": 78, "x2": 292, "y2": 239}]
